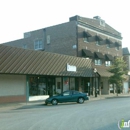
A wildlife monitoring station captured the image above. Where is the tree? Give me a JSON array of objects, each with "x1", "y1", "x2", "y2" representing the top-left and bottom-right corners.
[{"x1": 108, "y1": 56, "x2": 128, "y2": 96}]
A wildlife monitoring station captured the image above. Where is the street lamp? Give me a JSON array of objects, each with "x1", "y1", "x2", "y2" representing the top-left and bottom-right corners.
[{"x1": 94, "y1": 68, "x2": 97, "y2": 97}]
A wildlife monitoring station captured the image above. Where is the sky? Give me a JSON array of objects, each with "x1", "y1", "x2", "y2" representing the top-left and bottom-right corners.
[{"x1": 0, "y1": 0, "x2": 129, "y2": 49}]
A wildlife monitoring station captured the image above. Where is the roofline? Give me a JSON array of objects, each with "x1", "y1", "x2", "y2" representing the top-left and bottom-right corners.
[{"x1": 78, "y1": 21, "x2": 122, "y2": 40}]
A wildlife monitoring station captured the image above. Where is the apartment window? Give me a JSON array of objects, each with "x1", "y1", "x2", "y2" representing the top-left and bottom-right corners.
[
  {"x1": 34, "y1": 40, "x2": 43, "y2": 50},
  {"x1": 72, "y1": 45, "x2": 77, "y2": 49},
  {"x1": 105, "y1": 61, "x2": 112, "y2": 66},
  {"x1": 115, "y1": 46, "x2": 119, "y2": 51},
  {"x1": 107, "y1": 44, "x2": 110, "y2": 48},
  {"x1": 95, "y1": 59, "x2": 102, "y2": 65},
  {"x1": 47, "y1": 35, "x2": 50, "y2": 44},
  {"x1": 96, "y1": 41, "x2": 100, "y2": 46},
  {"x1": 84, "y1": 37, "x2": 89, "y2": 43}
]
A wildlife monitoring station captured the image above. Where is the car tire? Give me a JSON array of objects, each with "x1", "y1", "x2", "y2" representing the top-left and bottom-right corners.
[
  {"x1": 78, "y1": 97, "x2": 84, "y2": 104},
  {"x1": 52, "y1": 99, "x2": 58, "y2": 105}
]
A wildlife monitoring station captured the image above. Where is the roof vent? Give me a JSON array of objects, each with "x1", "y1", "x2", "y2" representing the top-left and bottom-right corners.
[
  {"x1": 93, "y1": 16, "x2": 101, "y2": 20},
  {"x1": 93, "y1": 16, "x2": 105, "y2": 27}
]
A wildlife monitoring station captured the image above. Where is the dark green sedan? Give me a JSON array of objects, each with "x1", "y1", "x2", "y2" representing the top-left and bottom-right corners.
[{"x1": 45, "y1": 90, "x2": 89, "y2": 105}]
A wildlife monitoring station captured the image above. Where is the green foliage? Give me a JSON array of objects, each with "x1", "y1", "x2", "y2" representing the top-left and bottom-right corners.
[{"x1": 108, "y1": 57, "x2": 128, "y2": 92}]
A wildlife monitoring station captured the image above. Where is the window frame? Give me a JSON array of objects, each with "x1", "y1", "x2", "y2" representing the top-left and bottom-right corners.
[
  {"x1": 95, "y1": 59, "x2": 102, "y2": 65},
  {"x1": 105, "y1": 61, "x2": 112, "y2": 66},
  {"x1": 106, "y1": 44, "x2": 110, "y2": 48},
  {"x1": 34, "y1": 39, "x2": 43, "y2": 50},
  {"x1": 96, "y1": 40, "x2": 100, "y2": 46},
  {"x1": 83, "y1": 37, "x2": 89, "y2": 43},
  {"x1": 115, "y1": 45, "x2": 120, "y2": 51}
]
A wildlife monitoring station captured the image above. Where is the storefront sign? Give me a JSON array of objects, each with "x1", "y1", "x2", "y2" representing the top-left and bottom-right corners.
[{"x1": 67, "y1": 63, "x2": 76, "y2": 72}]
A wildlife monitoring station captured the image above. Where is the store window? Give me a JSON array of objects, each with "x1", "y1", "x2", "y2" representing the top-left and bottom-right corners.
[
  {"x1": 29, "y1": 77, "x2": 47, "y2": 96},
  {"x1": 56, "y1": 77, "x2": 62, "y2": 94},
  {"x1": 70, "y1": 78, "x2": 75, "y2": 90},
  {"x1": 63, "y1": 77, "x2": 69, "y2": 91}
]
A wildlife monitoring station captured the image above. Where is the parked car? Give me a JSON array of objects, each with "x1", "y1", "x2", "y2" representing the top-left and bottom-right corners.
[{"x1": 45, "y1": 90, "x2": 89, "y2": 105}]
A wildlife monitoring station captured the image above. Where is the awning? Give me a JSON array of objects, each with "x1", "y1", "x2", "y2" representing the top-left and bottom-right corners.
[
  {"x1": 0, "y1": 44, "x2": 93, "y2": 77},
  {"x1": 96, "y1": 67, "x2": 113, "y2": 77},
  {"x1": 106, "y1": 39, "x2": 113, "y2": 44},
  {"x1": 105, "y1": 54, "x2": 114, "y2": 61},
  {"x1": 94, "y1": 52, "x2": 104, "y2": 59},
  {"x1": 88, "y1": 36, "x2": 96, "y2": 42},
  {"x1": 95, "y1": 35, "x2": 103, "y2": 41},
  {"x1": 115, "y1": 42, "x2": 121, "y2": 46},
  {"x1": 109, "y1": 44, "x2": 115, "y2": 48},
  {"x1": 88, "y1": 35, "x2": 103, "y2": 42},
  {"x1": 82, "y1": 49, "x2": 94, "y2": 58},
  {"x1": 95, "y1": 40, "x2": 106, "y2": 45},
  {"x1": 83, "y1": 31, "x2": 92, "y2": 37}
]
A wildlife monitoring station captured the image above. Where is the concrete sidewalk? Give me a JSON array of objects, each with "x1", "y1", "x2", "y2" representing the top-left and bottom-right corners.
[
  {"x1": 90, "y1": 93, "x2": 130, "y2": 100},
  {"x1": 0, "y1": 93, "x2": 130, "y2": 112}
]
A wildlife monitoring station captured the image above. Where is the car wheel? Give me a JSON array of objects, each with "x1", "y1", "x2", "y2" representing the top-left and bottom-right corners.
[
  {"x1": 78, "y1": 97, "x2": 84, "y2": 104},
  {"x1": 52, "y1": 99, "x2": 58, "y2": 105}
]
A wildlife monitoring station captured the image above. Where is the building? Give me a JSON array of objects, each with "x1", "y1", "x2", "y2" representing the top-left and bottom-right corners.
[
  {"x1": 0, "y1": 44, "x2": 95, "y2": 103},
  {"x1": 123, "y1": 47, "x2": 130, "y2": 70},
  {"x1": 2, "y1": 15, "x2": 123, "y2": 96},
  {"x1": 123, "y1": 47, "x2": 130, "y2": 93}
]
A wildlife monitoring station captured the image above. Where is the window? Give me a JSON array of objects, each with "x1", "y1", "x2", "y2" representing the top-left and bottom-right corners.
[
  {"x1": 34, "y1": 40, "x2": 43, "y2": 50},
  {"x1": 96, "y1": 41, "x2": 100, "y2": 46},
  {"x1": 73, "y1": 91, "x2": 80, "y2": 95},
  {"x1": 95, "y1": 59, "x2": 102, "y2": 65},
  {"x1": 84, "y1": 37, "x2": 89, "y2": 43},
  {"x1": 72, "y1": 45, "x2": 77, "y2": 49},
  {"x1": 47, "y1": 35, "x2": 50, "y2": 44},
  {"x1": 63, "y1": 91, "x2": 70, "y2": 96},
  {"x1": 107, "y1": 44, "x2": 110, "y2": 48},
  {"x1": 105, "y1": 61, "x2": 112, "y2": 66},
  {"x1": 29, "y1": 77, "x2": 47, "y2": 96},
  {"x1": 115, "y1": 46, "x2": 119, "y2": 51}
]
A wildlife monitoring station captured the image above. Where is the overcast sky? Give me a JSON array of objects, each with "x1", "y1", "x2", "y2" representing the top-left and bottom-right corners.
[{"x1": 0, "y1": 0, "x2": 129, "y2": 49}]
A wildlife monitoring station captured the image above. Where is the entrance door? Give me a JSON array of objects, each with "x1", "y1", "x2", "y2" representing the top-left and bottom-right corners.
[
  {"x1": 84, "y1": 78, "x2": 90, "y2": 95},
  {"x1": 47, "y1": 77, "x2": 55, "y2": 97}
]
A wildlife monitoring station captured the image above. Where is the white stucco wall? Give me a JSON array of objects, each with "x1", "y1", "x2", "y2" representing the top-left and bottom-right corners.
[
  {"x1": 123, "y1": 82, "x2": 129, "y2": 93},
  {"x1": 0, "y1": 74, "x2": 26, "y2": 96},
  {"x1": 101, "y1": 77, "x2": 109, "y2": 94}
]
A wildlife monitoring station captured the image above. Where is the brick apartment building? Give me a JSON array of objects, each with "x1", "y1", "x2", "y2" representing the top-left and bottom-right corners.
[
  {"x1": 2, "y1": 15, "x2": 123, "y2": 96},
  {"x1": 123, "y1": 47, "x2": 130, "y2": 93}
]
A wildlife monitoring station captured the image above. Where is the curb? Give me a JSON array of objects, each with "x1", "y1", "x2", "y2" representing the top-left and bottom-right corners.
[{"x1": 0, "y1": 94, "x2": 130, "y2": 112}]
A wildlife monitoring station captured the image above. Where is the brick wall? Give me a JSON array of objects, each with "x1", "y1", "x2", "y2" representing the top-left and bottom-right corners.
[
  {"x1": 3, "y1": 29, "x2": 44, "y2": 50},
  {"x1": 77, "y1": 26, "x2": 122, "y2": 57},
  {"x1": 3, "y1": 22, "x2": 77, "y2": 56},
  {"x1": 43, "y1": 21, "x2": 77, "y2": 56}
]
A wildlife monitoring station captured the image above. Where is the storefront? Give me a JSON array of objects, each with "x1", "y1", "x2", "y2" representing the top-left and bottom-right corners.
[
  {"x1": 28, "y1": 76, "x2": 91, "y2": 101},
  {"x1": 0, "y1": 45, "x2": 93, "y2": 103}
]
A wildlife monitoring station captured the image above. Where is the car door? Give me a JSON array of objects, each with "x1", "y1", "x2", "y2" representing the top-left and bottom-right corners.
[
  {"x1": 59, "y1": 91, "x2": 72, "y2": 102},
  {"x1": 70, "y1": 91, "x2": 80, "y2": 102}
]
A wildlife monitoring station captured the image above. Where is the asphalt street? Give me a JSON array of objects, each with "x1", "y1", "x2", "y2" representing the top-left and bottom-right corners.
[{"x1": 0, "y1": 97, "x2": 130, "y2": 130}]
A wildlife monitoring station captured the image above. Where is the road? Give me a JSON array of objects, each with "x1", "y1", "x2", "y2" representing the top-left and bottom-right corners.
[{"x1": 0, "y1": 97, "x2": 130, "y2": 130}]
